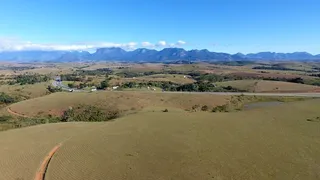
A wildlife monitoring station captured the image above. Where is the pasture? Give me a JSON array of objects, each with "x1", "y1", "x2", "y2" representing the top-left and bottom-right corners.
[
  {"x1": 217, "y1": 80, "x2": 320, "y2": 93},
  {"x1": 0, "y1": 99, "x2": 319, "y2": 180},
  {"x1": 7, "y1": 91, "x2": 230, "y2": 117}
]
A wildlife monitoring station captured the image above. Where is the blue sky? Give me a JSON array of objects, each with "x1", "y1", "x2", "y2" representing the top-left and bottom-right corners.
[{"x1": 0, "y1": 0, "x2": 319, "y2": 54}]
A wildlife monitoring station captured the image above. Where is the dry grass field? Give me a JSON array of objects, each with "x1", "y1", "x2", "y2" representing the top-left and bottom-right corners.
[
  {"x1": 218, "y1": 80, "x2": 320, "y2": 93},
  {"x1": 0, "y1": 122, "x2": 106, "y2": 180},
  {"x1": 0, "y1": 99, "x2": 319, "y2": 180},
  {"x1": 109, "y1": 74, "x2": 195, "y2": 86},
  {"x1": 7, "y1": 91, "x2": 229, "y2": 117},
  {"x1": 0, "y1": 82, "x2": 50, "y2": 100}
]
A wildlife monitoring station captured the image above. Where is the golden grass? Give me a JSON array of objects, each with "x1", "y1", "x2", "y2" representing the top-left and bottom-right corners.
[
  {"x1": 109, "y1": 74, "x2": 195, "y2": 85},
  {"x1": 0, "y1": 82, "x2": 50, "y2": 100},
  {"x1": 0, "y1": 122, "x2": 106, "y2": 180},
  {"x1": 8, "y1": 91, "x2": 229, "y2": 117},
  {"x1": 217, "y1": 80, "x2": 320, "y2": 93},
  {"x1": 0, "y1": 99, "x2": 319, "y2": 180}
]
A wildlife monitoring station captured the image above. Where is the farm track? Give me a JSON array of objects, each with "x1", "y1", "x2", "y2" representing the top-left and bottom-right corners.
[
  {"x1": 7, "y1": 107, "x2": 29, "y2": 118},
  {"x1": 34, "y1": 144, "x2": 62, "y2": 180}
]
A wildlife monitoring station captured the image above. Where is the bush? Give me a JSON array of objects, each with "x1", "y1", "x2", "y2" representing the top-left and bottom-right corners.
[
  {"x1": 0, "y1": 116, "x2": 12, "y2": 123},
  {"x1": 163, "y1": 109, "x2": 169, "y2": 112},
  {"x1": 47, "y1": 85, "x2": 62, "y2": 93},
  {"x1": 61, "y1": 105, "x2": 120, "y2": 122},
  {"x1": 68, "y1": 83, "x2": 75, "y2": 88},
  {"x1": 201, "y1": 105, "x2": 209, "y2": 111},
  {"x1": 212, "y1": 104, "x2": 229, "y2": 112},
  {"x1": 0, "y1": 92, "x2": 15, "y2": 104}
]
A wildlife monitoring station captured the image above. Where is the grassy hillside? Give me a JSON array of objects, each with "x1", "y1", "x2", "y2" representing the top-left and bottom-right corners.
[
  {"x1": 217, "y1": 80, "x2": 320, "y2": 93},
  {"x1": 0, "y1": 99, "x2": 319, "y2": 180},
  {"x1": 7, "y1": 91, "x2": 229, "y2": 117},
  {"x1": 0, "y1": 82, "x2": 50, "y2": 100},
  {"x1": 109, "y1": 74, "x2": 195, "y2": 86}
]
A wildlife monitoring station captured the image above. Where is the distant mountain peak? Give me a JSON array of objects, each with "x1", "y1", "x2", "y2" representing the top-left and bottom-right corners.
[{"x1": 0, "y1": 48, "x2": 319, "y2": 62}]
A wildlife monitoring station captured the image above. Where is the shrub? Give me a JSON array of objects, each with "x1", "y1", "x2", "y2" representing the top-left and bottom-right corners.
[
  {"x1": 192, "y1": 104, "x2": 200, "y2": 110},
  {"x1": 163, "y1": 109, "x2": 169, "y2": 112},
  {"x1": 61, "y1": 105, "x2": 120, "y2": 122},
  {"x1": 212, "y1": 104, "x2": 228, "y2": 112},
  {"x1": 47, "y1": 85, "x2": 62, "y2": 93},
  {"x1": 201, "y1": 105, "x2": 209, "y2": 111},
  {"x1": 0, "y1": 116, "x2": 12, "y2": 123},
  {"x1": 0, "y1": 92, "x2": 15, "y2": 104}
]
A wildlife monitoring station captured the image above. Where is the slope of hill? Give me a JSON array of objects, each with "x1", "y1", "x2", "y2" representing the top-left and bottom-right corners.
[
  {"x1": 0, "y1": 99, "x2": 319, "y2": 180},
  {"x1": 7, "y1": 91, "x2": 229, "y2": 117},
  {"x1": 217, "y1": 80, "x2": 320, "y2": 93}
]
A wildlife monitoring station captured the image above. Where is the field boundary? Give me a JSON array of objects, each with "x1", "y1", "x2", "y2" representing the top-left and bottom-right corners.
[
  {"x1": 34, "y1": 144, "x2": 62, "y2": 180},
  {"x1": 7, "y1": 107, "x2": 29, "y2": 118}
]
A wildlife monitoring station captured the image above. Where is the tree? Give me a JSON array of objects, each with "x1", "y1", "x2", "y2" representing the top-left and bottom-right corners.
[
  {"x1": 47, "y1": 85, "x2": 62, "y2": 93},
  {"x1": 68, "y1": 83, "x2": 75, "y2": 88},
  {"x1": 100, "y1": 80, "x2": 109, "y2": 89}
]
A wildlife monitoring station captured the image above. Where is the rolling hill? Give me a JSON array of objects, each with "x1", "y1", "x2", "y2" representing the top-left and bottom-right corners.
[{"x1": 0, "y1": 99, "x2": 320, "y2": 180}]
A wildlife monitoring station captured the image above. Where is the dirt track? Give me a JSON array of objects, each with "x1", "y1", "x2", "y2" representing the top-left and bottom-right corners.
[
  {"x1": 7, "y1": 107, "x2": 29, "y2": 118},
  {"x1": 35, "y1": 144, "x2": 61, "y2": 180}
]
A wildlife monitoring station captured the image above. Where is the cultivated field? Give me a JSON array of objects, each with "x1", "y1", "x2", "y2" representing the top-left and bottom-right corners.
[{"x1": 0, "y1": 99, "x2": 319, "y2": 180}]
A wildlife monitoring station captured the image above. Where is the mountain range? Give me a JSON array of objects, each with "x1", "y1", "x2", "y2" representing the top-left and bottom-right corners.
[{"x1": 0, "y1": 48, "x2": 319, "y2": 62}]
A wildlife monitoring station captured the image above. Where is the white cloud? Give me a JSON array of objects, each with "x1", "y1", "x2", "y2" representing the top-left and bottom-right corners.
[
  {"x1": 0, "y1": 38, "x2": 187, "y2": 52},
  {"x1": 156, "y1": 41, "x2": 167, "y2": 47},
  {"x1": 0, "y1": 38, "x2": 138, "y2": 51},
  {"x1": 141, "y1": 41, "x2": 154, "y2": 48},
  {"x1": 176, "y1": 40, "x2": 186, "y2": 45}
]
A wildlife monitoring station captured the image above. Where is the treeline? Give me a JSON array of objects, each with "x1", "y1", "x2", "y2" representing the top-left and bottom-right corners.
[
  {"x1": 0, "y1": 66, "x2": 36, "y2": 71},
  {"x1": 74, "y1": 68, "x2": 113, "y2": 76},
  {"x1": 120, "y1": 79, "x2": 245, "y2": 92},
  {"x1": 60, "y1": 68, "x2": 112, "y2": 81},
  {"x1": 0, "y1": 104, "x2": 121, "y2": 131},
  {"x1": 7, "y1": 74, "x2": 51, "y2": 85},
  {"x1": 309, "y1": 73, "x2": 320, "y2": 78},
  {"x1": 115, "y1": 70, "x2": 202, "y2": 78},
  {"x1": 253, "y1": 66, "x2": 317, "y2": 73},
  {"x1": 261, "y1": 76, "x2": 320, "y2": 86},
  {"x1": 211, "y1": 61, "x2": 255, "y2": 66}
]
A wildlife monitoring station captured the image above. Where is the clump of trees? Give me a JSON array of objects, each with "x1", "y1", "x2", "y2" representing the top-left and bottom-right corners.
[
  {"x1": 61, "y1": 105, "x2": 120, "y2": 122},
  {"x1": 46, "y1": 85, "x2": 62, "y2": 93},
  {"x1": 13, "y1": 74, "x2": 50, "y2": 85},
  {"x1": 0, "y1": 92, "x2": 15, "y2": 104},
  {"x1": 253, "y1": 65, "x2": 316, "y2": 73},
  {"x1": 98, "y1": 79, "x2": 109, "y2": 89}
]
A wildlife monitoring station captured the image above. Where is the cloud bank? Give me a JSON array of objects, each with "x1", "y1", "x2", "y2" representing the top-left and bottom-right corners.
[{"x1": 0, "y1": 38, "x2": 186, "y2": 52}]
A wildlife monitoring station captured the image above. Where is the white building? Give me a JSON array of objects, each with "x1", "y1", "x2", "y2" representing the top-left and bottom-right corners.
[{"x1": 91, "y1": 86, "x2": 97, "y2": 92}]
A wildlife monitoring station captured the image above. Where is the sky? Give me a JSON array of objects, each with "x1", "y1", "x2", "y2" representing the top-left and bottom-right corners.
[{"x1": 0, "y1": 0, "x2": 319, "y2": 54}]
